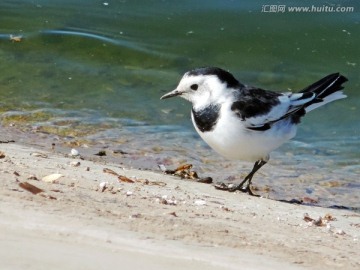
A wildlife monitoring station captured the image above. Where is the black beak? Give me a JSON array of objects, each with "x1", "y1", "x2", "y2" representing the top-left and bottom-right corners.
[{"x1": 160, "y1": 89, "x2": 181, "y2": 100}]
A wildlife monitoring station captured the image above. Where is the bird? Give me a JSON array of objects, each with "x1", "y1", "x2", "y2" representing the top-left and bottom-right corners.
[{"x1": 160, "y1": 67, "x2": 348, "y2": 196}]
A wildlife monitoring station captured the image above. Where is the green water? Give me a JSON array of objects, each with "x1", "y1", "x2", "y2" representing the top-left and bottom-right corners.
[{"x1": 0, "y1": 0, "x2": 359, "y2": 207}]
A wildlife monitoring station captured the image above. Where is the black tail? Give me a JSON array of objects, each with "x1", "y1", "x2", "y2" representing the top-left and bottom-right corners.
[
  {"x1": 300, "y1": 72, "x2": 348, "y2": 102},
  {"x1": 291, "y1": 73, "x2": 348, "y2": 123}
]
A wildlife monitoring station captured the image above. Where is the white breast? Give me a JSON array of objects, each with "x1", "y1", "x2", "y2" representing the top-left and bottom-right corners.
[{"x1": 191, "y1": 103, "x2": 297, "y2": 162}]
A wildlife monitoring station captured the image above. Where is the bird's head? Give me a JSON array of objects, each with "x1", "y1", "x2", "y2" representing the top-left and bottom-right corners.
[{"x1": 160, "y1": 67, "x2": 242, "y2": 108}]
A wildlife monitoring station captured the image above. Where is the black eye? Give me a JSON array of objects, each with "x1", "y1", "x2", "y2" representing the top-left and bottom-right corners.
[{"x1": 190, "y1": 84, "x2": 198, "y2": 90}]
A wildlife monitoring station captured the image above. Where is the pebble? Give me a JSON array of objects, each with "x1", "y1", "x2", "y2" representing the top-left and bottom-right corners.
[
  {"x1": 334, "y1": 229, "x2": 346, "y2": 235},
  {"x1": 42, "y1": 173, "x2": 63, "y2": 183},
  {"x1": 31, "y1": 152, "x2": 48, "y2": 158},
  {"x1": 99, "y1": 181, "x2": 108, "y2": 192},
  {"x1": 70, "y1": 161, "x2": 81, "y2": 167},
  {"x1": 70, "y1": 149, "x2": 79, "y2": 157},
  {"x1": 158, "y1": 164, "x2": 167, "y2": 172},
  {"x1": 194, "y1": 199, "x2": 206, "y2": 206},
  {"x1": 27, "y1": 175, "x2": 38, "y2": 180},
  {"x1": 160, "y1": 195, "x2": 177, "y2": 205}
]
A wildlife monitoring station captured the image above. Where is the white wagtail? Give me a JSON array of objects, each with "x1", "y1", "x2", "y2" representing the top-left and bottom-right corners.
[{"x1": 160, "y1": 67, "x2": 347, "y2": 196}]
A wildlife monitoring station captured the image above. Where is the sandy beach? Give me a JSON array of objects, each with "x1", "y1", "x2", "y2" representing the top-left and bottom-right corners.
[{"x1": 0, "y1": 127, "x2": 359, "y2": 270}]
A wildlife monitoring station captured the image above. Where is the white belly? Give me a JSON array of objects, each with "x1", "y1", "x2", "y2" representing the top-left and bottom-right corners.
[{"x1": 191, "y1": 109, "x2": 297, "y2": 162}]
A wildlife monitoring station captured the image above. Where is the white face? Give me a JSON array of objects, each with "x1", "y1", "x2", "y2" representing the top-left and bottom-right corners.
[{"x1": 162, "y1": 73, "x2": 231, "y2": 109}]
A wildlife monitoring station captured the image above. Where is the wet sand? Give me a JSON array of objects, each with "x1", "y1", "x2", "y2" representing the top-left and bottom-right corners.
[{"x1": 0, "y1": 128, "x2": 359, "y2": 269}]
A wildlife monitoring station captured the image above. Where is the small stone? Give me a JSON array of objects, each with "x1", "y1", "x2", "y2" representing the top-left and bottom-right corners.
[
  {"x1": 194, "y1": 199, "x2": 206, "y2": 206},
  {"x1": 70, "y1": 149, "x2": 79, "y2": 157},
  {"x1": 99, "y1": 182, "x2": 107, "y2": 192},
  {"x1": 42, "y1": 173, "x2": 63, "y2": 183},
  {"x1": 27, "y1": 175, "x2": 38, "y2": 180},
  {"x1": 31, "y1": 152, "x2": 48, "y2": 158},
  {"x1": 70, "y1": 161, "x2": 81, "y2": 167},
  {"x1": 158, "y1": 164, "x2": 167, "y2": 172},
  {"x1": 334, "y1": 229, "x2": 346, "y2": 235},
  {"x1": 95, "y1": 150, "x2": 106, "y2": 156}
]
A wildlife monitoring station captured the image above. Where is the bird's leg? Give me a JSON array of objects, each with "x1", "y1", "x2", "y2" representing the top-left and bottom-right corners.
[{"x1": 229, "y1": 159, "x2": 267, "y2": 196}]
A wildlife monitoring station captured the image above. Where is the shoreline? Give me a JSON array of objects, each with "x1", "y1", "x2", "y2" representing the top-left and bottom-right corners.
[{"x1": 1, "y1": 127, "x2": 360, "y2": 269}]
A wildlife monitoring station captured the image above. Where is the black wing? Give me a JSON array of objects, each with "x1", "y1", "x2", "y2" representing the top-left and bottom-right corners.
[{"x1": 230, "y1": 86, "x2": 316, "y2": 131}]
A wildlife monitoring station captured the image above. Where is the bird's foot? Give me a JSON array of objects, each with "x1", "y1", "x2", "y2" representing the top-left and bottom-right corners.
[
  {"x1": 230, "y1": 184, "x2": 259, "y2": 197},
  {"x1": 214, "y1": 182, "x2": 259, "y2": 197},
  {"x1": 242, "y1": 186, "x2": 259, "y2": 197}
]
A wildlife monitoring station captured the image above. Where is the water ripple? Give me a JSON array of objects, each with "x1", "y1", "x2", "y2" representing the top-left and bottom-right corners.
[{"x1": 41, "y1": 28, "x2": 175, "y2": 58}]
